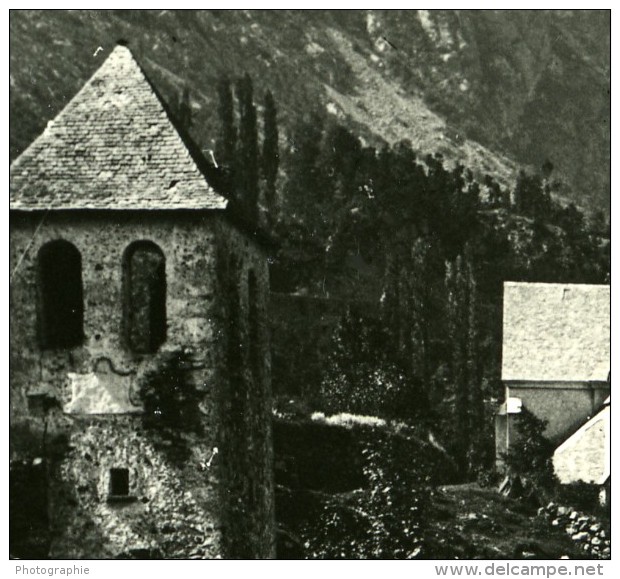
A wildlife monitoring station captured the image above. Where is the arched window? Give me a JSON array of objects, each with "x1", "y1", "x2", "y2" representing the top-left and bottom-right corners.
[
  {"x1": 122, "y1": 241, "x2": 166, "y2": 354},
  {"x1": 37, "y1": 240, "x2": 84, "y2": 349}
]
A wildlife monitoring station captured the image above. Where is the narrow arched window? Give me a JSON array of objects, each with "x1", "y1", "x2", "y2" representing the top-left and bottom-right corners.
[
  {"x1": 37, "y1": 240, "x2": 84, "y2": 349},
  {"x1": 123, "y1": 241, "x2": 166, "y2": 354}
]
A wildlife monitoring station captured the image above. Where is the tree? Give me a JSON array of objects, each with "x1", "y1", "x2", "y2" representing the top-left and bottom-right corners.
[
  {"x1": 379, "y1": 236, "x2": 439, "y2": 418},
  {"x1": 445, "y1": 247, "x2": 483, "y2": 476},
  {"x1": 282, "y1": 111, "x2": 327, "y2": 234},
  {"x1": 215, "y1": 76, "x2": 236, "y2": 171},
  {"x1": 319, "y1": 303, "x2": 432, "y2": 421},
  {"x1": 236, "y1": 73, "x2": 259, "y2": 223},
  {"x1": 324, "y1": 124, "x2": 362, "y2": 202},
  {"x1": 442, "y1": 163, "x2": 480, "y2": 257},
  {"x1": 261, "y1": 90, "x2": 279, "y2": 222},
  {"x1": 177, "y1": 86, "x2": 192, "y2": 132},
  {"x1": 484, "y1": 175, "x2": 505, "y2": 208},
  {"x1": 512, "y1": 170, "x2": 551, "y2": 220}
]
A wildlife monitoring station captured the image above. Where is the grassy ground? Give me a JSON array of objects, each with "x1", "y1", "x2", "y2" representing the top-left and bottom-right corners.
[
  {"x1": 277, "y1": 482, "x2": 593, "y2": 559},
  {"x1": 419, "y1": 483, "x2": 590, "y2": 559}
]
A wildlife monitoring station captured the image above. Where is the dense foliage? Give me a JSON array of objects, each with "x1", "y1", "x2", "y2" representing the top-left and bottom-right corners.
[
  {"x1": 213, "y1": 75, "x2": 280, "y2": 226},
  {"x1": 262, "y1": 89, "x2": 279, "y2": 220},
  {"x1": 502, "y1": 407, "x2": 557, "y2": 491},
  {"x1": 318, "y1": 308, "x2": 420, "y2": 419},
  {"x1": 216, "y1": 86, "x2": 609, "y2": 479},
  {"x1": 138, "y1": 349, "x2": 203, "y2": 464},
  {"x1": 300, "y1": 430, "x2": 431, "y2": 559}
]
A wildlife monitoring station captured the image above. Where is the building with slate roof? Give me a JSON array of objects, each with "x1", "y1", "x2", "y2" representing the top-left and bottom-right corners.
[
  {"x1": 495, "y1": 282, "x2": 610, "y2": 465},
  {"x1": 9, "y1": 45, "x2": 275, "y2": 559}
]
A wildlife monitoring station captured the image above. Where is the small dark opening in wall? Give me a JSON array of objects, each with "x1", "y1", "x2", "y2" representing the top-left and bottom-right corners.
[{"x1": 109, "y1": 468, "x2": 129, "y2": 497}]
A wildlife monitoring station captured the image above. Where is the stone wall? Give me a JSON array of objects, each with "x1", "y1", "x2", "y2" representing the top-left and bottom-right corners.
[
  {"x1": 49, "y1": 416, "x2": 222, "y2": 559},
  {"x1": 10, "y1": 211, "x2": 221, "y2": 422},
  {"x1": 540, "y1": 502, "x2": 610, "y2": 559},
  {"x1": 10, "y1": 210, "x2": 275, "y2": 558}
]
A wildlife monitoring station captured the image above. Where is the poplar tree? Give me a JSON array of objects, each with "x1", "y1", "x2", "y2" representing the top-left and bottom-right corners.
[
  {"x1": 236, "y1": 73, "x2": 259, "y2": 223},
  {"x1": 261, "y1": 90, "x2": 279, "y2": 220},
  {"x1": 177, "y1": 86, "x2": 192, "y2": 132},
  {"x1": 216, "y1": 76, "x2": 236, "y2": 170},
  {"x1": 446, "y1": 247, "x2": 482, "y2": 476}
]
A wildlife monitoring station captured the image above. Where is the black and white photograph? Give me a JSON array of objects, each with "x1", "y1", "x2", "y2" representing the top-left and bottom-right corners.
[{"x1": 8, "y1": 7, "x2": 612, "y2": 565}]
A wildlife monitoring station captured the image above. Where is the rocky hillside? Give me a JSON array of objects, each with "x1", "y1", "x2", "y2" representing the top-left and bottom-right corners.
[{"x1": 10, "y1": 10, "x2": 610, "y2": 214}]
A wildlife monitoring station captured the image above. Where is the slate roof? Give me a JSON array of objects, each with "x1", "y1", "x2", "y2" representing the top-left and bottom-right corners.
[
  {"x1": 502, "y1": 282, "x2": 610, "y2": 382},
  {"x1": 10, "y1": 45, "x2": 227, "y2": 211}
]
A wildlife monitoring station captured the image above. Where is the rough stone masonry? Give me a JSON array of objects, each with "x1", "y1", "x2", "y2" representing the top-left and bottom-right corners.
[{"x1": 9, "y1": 45, "x2": 275, "y2": 559}]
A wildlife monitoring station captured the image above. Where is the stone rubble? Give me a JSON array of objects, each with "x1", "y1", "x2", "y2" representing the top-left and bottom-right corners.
[{"x1": 539, "y1": 502, "x2": 610, "y2": 559}]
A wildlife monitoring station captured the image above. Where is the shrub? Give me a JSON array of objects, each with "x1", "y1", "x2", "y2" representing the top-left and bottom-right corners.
[
  {"x1": 301, "y1": 431, "x2": 430, "y2": 558},
  {"x1": 137, "y1": 349, "x2": 203, "y2": 465},
  {"x1": 138, "y1": 349, "x2": 202, "y2": 432},
  {"x1": 503, "y1": 407, "x2": 557, "y2": 491}
]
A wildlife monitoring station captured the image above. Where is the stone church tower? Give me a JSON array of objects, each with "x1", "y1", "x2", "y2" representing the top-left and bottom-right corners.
[{"x1": 10, "y1": 45, "x2": 275, "y2": 559}]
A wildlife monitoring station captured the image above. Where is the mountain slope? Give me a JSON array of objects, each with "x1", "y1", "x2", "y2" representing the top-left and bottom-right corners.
[{"x1": 9, "y1": 10, "x2": 610, "y2": 213}]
